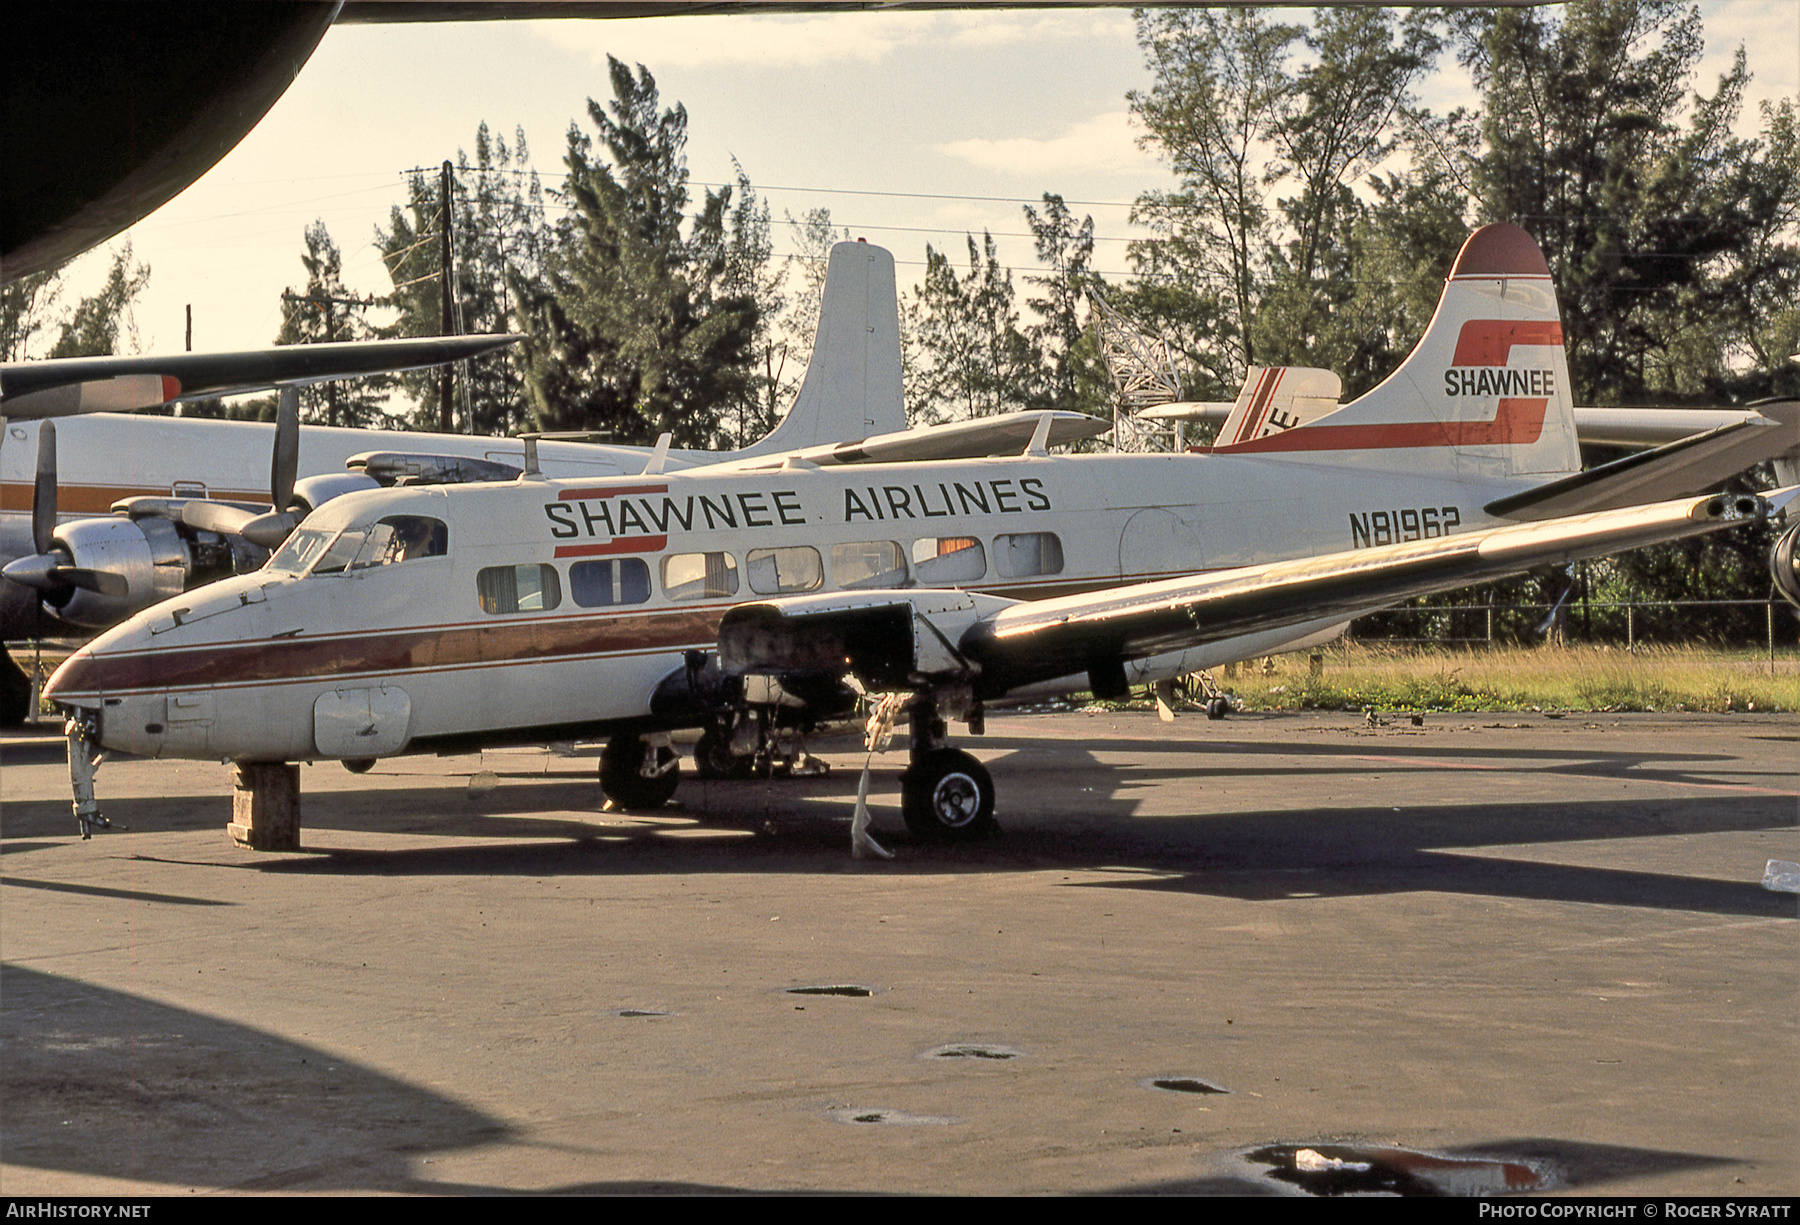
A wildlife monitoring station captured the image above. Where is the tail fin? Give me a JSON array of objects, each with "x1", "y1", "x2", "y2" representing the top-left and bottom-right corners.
[
  {"x1": 735, "y1": 240, "x2": 905, "y2": 456},
  {"x1": 1210, "y1": 224, "x2": 1580, "y2": 480}
]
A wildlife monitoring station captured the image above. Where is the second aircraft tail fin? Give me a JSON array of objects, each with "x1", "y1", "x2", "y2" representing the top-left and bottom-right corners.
[{"x1": 735, "y1": 240, "x2": 906, "y2": 457}]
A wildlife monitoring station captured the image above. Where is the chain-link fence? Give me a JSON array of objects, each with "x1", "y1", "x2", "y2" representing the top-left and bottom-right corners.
[{"x1": 1350, "y1": 597, "x2": 1798, "y2": 653}]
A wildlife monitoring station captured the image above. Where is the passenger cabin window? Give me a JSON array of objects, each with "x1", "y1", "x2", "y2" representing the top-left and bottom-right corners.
[
  {"x1": 478, "y1": 563, "x2": 562, "y2": 614},
  {"x1": 746, "y1": 546, "x2": 823, "y2": 595},
  {"x1": 830, "y1": 541, "x2": 907, "y2": 590},
  {"x1": 911, "y1": 536, "x2": 986, "y2": 585},
  {"x1": 994, "y1": 531, "x2": 1064, "y2": 578},
  {"x1": 570, "y1": 558, "x2": 652, "y2": 607},
  {"x1": 662, "y1": 551, "x2": 739, "y2": 601}
]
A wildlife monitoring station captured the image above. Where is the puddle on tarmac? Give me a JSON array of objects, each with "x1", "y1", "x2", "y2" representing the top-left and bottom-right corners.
[
  {"x1": 828, "y1": 1107, "x2": 959, "y2": 1127},
  {"x1": 1147, "y1": 1076, "x2": 1229, "y2": 1095},
  {"x1": 922, "y1": 1043, "x2": 1023, "y2": 1061},
  {"x1": 1243, "y1": 1144, "x2": 1553, "y2": 1196}
]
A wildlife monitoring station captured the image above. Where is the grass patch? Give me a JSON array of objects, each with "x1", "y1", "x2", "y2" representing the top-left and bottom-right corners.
[{"x1": 1215, "y1": 644, "x2": 1800, "y2": 714}]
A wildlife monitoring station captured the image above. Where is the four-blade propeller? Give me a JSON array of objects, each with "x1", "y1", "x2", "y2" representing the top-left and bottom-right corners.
[
  {"x1": 1, "y1": 420, "x2": 129, "y2": 599},
  {"x1": 178, "y1": 386, "x2": 304, "y2": 548}
]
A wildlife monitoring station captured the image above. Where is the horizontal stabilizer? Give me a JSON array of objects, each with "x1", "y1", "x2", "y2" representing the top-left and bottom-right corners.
[
  {"x1": 1137, "y1": 401, "x2": 1769, "y2": 448},
  {"x1": 719, "y1": 410, "x2": 1110, "y2": 471},
  {"x1": 1, "y1": 374, "x2": 180, "y2": 419},
  {"x1": 1486, "y1": 401, "x2": 1800, "y2": 520}
]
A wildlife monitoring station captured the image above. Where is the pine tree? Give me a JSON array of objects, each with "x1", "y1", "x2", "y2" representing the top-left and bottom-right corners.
[
  {"x1": 1, "y1": 244, "x2": 149, "y2": 361},
  {"x1": 276, "y1": 220, "x2": 388, "y2": 428},
  {"x1": 906, "y1": 233, "x2": 1040, "y2": 424},
  {"x1": 514, "y1": 59, "x2": 758, "y2": 447}
]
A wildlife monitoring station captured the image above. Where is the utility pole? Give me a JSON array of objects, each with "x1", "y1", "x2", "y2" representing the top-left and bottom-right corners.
[{"x1": 438, "y1": 159, "x2": 455, "y2": 433}]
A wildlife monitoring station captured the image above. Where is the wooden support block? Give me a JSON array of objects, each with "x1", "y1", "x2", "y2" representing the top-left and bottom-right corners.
[{"x1": 228, "y1": 762, "x2": 301, "y2": 851}]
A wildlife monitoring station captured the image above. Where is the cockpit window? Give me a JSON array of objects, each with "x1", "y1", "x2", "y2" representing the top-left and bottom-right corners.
[
  {"x1": 265, "y1": 528, "x2": 334, "y2": 575},
  {"x1": 311, "y1": 528, "x2": 368, "y2": 575}
]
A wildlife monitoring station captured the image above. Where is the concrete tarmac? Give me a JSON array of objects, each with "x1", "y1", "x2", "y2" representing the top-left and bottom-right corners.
[{"x1": 2, "y1": 709, "x2": 1795, "y2": 1196}]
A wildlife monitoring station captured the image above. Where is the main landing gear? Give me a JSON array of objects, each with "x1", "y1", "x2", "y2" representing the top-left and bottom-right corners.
[
  {"x1": 600, "y1": 732, "x2": 680, "y2": 811},
  {"x1": 897, "y1": 703, "x2": 995, "y2": 842},
  {"x1": 692, "y1": 719, "x2": 829, "y2": 782}
]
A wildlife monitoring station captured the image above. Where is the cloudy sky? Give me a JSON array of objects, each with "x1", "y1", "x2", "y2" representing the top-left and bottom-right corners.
[{"x1": 57, "y1": 1, "x2": 1800, "y2": 360}]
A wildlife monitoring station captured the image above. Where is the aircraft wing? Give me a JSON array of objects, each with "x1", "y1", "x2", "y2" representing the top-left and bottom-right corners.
[
  {"x1": 0, "y1": 334, "x2": 521, "y2": 419},
  {"x1": 712, "y1": 410, "x2": 1111, "y2": 471},
  {"x1": 720, "y1": 488, "x2": 1789, "y2": 702}
]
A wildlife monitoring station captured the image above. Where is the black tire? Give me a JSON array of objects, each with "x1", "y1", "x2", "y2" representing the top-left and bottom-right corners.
[
  {"x1": 342, "y1": 758, "x2": 376, "y2": 775},
  {"x1": 900, "y1": 748, "x2": 996, "y2": 841},
  {"x1": 600, "y1": 735, "x2": 680, "y2": 810},
  {"x1": 1206, "y1": 697, "x2": 1229, "y2": 720},
  {"x1": 693, "y1": 729, "x2": 736, "y2": 780}
]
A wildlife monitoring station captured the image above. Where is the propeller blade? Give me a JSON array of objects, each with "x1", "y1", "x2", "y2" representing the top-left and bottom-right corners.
[
  {"x1": 271, "y1": 385, "x2": 299, "y2": 512},
  {"x1": 181, "y1": 499, "x2": 261, "y2": 536},
  {"x1": 53, "y1": 567, "x2": 130, "y2": 598},
  {"x1": 33, "y1": 420, "x2": 57, "y2": 555},
  {"x1": 241, "y1": 511, "x2": 300, "y2": 550}
]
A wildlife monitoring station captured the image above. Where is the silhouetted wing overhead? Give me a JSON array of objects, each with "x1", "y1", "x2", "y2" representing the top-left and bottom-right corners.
[{"x1": 0, "y1": 335, "x2": 521, "y2": 419}]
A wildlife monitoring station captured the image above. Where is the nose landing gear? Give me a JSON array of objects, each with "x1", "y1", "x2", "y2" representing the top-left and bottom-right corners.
[{"x1": 600, "y1": 732, "x2": 681, "y2": 811}]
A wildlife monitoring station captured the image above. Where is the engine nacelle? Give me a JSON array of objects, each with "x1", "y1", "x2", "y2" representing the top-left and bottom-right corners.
[
  {"x1": 43, "y1": 516, "x2": 188, "y2": 628},
  {"x1": 1773, "y1": 521, "x2": 1800, "y2": 610},
  {"x1": 38, "y1": 513, "x2": 262, "y2": 630}
]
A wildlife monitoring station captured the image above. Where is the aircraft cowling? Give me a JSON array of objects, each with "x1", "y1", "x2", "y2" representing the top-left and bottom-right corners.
[
  {"x1": 33, "y1": 518, "x2": 186, "y2": 628},
  {"x1": 1772, "y1": 521, "x2": 1800, "y2": 610},
  {"x1": 28, "y1": 515, "x2": 254, "y2": 630},
  {"x1": 291, "y1": 471, "x2": 379, "y2": 508}
]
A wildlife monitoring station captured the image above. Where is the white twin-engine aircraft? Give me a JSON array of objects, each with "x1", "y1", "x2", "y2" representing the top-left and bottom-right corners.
[{"x1": 43, "y1": 224, "x2": 1800, "y2": 847}]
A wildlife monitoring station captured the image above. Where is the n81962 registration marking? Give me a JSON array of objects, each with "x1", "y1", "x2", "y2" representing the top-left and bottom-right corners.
[{"x1": 1350, "y1": 506, "x2": 1461, "y2": 548}]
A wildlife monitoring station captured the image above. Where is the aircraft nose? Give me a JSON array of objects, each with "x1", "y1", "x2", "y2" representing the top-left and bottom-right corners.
[
  {"x1": 41, "y1": 644, "x2": 96, "y2": 707},
  {"x1": 41, "y1": 631, "x2": 165, "y2": 755}
]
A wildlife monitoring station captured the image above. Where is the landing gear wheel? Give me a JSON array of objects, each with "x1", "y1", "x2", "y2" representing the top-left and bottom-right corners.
[
  {"x1": 600, "y1": 735, "x2": 680, "y2": 810},
  {"x1": 693, "y1": 729, "x2": 735, "y2": 780},
  {"x1": 901, "y1": 748, "x2": 995, "y2": 842},
  {"x1": 342, "y1": 758, "x2": 376, "y2": 775},
  {"x1": 1206, "y1": 697, "x2": 1230, "y2": 720}
]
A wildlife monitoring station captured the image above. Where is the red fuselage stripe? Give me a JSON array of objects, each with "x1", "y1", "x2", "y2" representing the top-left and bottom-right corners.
[
  {"x1": 554, "y1": 536, "x2": 668, "y2": 558},
  {"x1": 558, "y1": 483, "x2": 670, "y2": 501},
  {"x1": 1211, "y1": 397, "x2": 1548, "y2": 454}
]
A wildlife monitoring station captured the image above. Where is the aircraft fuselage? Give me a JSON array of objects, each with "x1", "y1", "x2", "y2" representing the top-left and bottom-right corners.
[{"x1": 45, "y1": 447, "x2": 1525, "y2": 763}]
